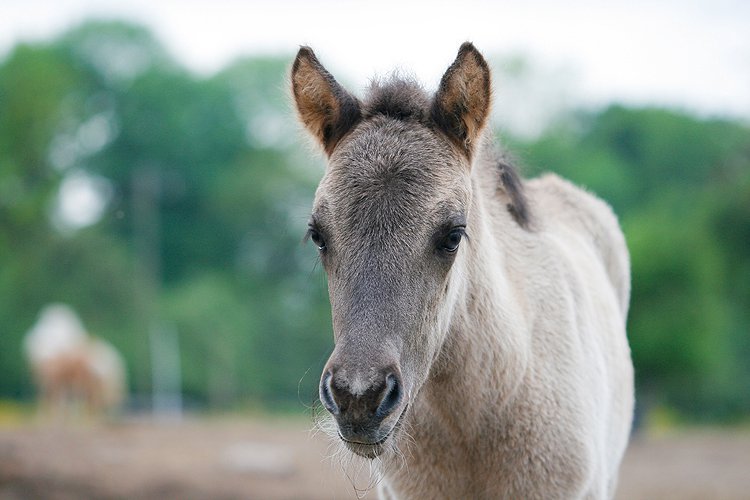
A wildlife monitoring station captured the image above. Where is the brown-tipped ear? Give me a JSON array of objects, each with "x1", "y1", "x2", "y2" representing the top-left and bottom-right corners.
[
  {"x1": 431, "y1": 42, "x2": 492, "y2": 157},
  {"x1": 291, "y1": 47, "x2": 361, "y2": 155}
]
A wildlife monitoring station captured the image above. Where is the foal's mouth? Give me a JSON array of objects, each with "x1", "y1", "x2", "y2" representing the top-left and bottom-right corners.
[{"x1": 338, "y1": 404, "x2": 409, "y2": 459}]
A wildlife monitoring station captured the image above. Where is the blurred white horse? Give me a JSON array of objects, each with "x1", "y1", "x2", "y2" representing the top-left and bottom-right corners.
[{"x1": 24, "y1": 304, "x2": 127, "y2": 418}]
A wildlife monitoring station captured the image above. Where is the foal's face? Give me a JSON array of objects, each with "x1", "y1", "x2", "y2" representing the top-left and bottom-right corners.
[
  {"x1": 292, "y1": 43, "x2": 491, "y2": 458},
  {"x1": 310, "y1": 119, "x2": 471, "y2": 456}
]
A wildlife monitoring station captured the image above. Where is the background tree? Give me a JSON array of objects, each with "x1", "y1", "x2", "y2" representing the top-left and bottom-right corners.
[{"x1": 1, "y1": 21, "x2": 748, "y2": 420}]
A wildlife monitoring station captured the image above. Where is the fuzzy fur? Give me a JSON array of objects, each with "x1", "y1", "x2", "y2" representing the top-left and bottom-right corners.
[{"x1": 293, "y1": 43, "x2": 634, "y2": 500}]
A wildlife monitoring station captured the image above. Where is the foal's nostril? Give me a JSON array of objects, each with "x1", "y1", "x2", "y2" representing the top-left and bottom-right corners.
[
  {"x1": 319, "y1": 371, "x2": 339, "y2": 415},
  {"x1": 376, "y1": 373, "x2": 402, "y2": 418},
  {"x1": 321, "y1": 368, "x2": 403, "y2": 422}
]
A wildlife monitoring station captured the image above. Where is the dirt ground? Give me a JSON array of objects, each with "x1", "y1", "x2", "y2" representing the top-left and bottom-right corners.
[{"x1": 1, "y1": 417, "x2": 749, "y2": 500}]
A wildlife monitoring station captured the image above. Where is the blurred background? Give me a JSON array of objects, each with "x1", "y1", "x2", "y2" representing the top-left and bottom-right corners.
[{"x1": 0, "y1": 1, "x2": 749, "y2": 498}]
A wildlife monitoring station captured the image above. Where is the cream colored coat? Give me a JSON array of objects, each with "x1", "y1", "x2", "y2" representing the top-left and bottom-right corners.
[{"x1": 379, "y1": 166, "x2": 634, "y2": 499}]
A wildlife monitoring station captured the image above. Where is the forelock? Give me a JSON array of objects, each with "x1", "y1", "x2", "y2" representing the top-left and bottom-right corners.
[{"x1": 361, "y1": 75, "x2": 431, "y2": 123}]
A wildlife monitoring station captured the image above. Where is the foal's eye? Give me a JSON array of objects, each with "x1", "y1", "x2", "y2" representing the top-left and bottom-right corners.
[
  {"x1": 440, "y1": 228, "x2": 465, "y2": 254},
  {"x1": 307, "y1": 227, "x2": 327, "y2": 251}
]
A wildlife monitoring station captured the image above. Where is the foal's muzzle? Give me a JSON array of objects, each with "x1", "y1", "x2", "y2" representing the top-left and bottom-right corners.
[{"x1": 319, "y1": 367, "x2": 404, "y2": 453}]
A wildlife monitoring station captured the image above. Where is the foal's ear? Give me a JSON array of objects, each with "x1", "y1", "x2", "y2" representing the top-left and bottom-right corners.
[
  {"x1": 431, "y1": 42, "x2": 492, "y2": 157},
  {"x1": 291, "y1": 47, "x2": 361, "y2": 155}
]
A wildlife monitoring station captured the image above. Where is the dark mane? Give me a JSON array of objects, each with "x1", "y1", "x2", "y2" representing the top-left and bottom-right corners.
[
  {"x1": 361, "y1": 75, "x2": 531, "y2": 230},
  {"x1": 497, "y1": 156, "x2": 531, "y2": 229}
]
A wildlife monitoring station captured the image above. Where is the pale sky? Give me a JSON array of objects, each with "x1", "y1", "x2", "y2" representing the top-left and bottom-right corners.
[{"x1": 2, "y1": 0, "x2": 749, "y2": 125}]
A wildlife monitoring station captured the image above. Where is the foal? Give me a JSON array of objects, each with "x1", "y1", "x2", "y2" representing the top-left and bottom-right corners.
[{"x1": 292, "y1": 43, "x2": 633, "y2": 499}]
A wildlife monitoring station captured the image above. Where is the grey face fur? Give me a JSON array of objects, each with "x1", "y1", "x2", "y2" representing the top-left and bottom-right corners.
[{"x1": 293, "y1": 43, "x2": 490, "y2": 458}]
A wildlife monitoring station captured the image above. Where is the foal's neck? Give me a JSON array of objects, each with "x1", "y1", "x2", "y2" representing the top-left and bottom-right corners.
[{"x1": 423, "y1": 162, "x2": 531, "y2": 437}]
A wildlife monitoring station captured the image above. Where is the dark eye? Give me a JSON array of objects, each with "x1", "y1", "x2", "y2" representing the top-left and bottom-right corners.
[
  {"x1": 440, "y1": 228, "x2": 465, "y2": 254},
  {"x1": 307, "y1": 227, "x2": 326, "y2": 251}
]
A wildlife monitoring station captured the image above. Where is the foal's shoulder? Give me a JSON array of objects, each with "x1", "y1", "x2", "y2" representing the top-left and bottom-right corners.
[{"x1": 526, "y1": 173, "x2": 630, "y2": 313}]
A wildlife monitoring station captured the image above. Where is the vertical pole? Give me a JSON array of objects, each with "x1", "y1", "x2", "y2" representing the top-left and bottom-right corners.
[
  {"x1": 149, "y1": 322, "x2": 183, "y2": 419},
  {"x1": 132, "y1": 166, "x2": 182, "y2": 416}
]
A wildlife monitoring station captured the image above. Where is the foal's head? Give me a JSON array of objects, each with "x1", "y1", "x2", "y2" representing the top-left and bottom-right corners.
[{"x1": 293, "y1": 43, "x2": 492, "y2": 458}]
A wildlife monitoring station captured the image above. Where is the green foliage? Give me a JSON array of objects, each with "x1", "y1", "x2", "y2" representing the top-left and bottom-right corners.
[
  {"x1": 1, "y1": 21, "x2": 748, "y2": 420},
  {"x1": 0, "y1": 21, "x2": 331, "y2": 408}
]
